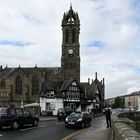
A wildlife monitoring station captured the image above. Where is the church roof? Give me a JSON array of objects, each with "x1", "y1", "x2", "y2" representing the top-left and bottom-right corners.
[
  {"x1": 0, "y1": 67, "x2": 15, "y2": 77},
  {"x1": 44, "y1": 80, "x2": 63, "y2": 91},
  {"x1": 0, "y1": 66, "x2": 62, "y2": 79}
]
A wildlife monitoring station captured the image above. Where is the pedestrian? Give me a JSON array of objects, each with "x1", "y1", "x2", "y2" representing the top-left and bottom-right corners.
[{"x1": 105, "y1": 106, "x2": 111, "y2": 128}]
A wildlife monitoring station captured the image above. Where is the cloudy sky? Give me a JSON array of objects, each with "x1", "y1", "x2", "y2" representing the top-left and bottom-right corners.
[{"x1": 0, "y1": 0, "x2": 140, "y2": 98}]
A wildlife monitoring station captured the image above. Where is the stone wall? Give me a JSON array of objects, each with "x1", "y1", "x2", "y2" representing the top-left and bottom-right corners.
[
  {"x1": 117, "y1": 111, "x2": 140, "y2": 132},
  {"x1": 111, "y1": 117, "x2": 140, "y2": 140}
]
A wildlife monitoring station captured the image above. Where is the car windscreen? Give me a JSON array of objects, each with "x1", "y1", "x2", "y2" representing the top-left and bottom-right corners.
[{"x1": 69, "y1": 112, "x2": 83, "y2": 118}]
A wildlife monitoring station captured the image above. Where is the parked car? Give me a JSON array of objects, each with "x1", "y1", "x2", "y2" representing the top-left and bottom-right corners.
[
  {"x1": 112, "y1": 108, "x2": 123, "y2": 115},
  {"x1": 57, "y1": 108, "x2": 67, "y2": 120},
  {"x1": 0, "y1": 106, "x2": 39, "y2": 129},
  {"x1": 122, "y1": 107, "x2": 135, "y2": 112},
  {"x1": 65, "y1": 112, "x2": 92, "y2": 128}
]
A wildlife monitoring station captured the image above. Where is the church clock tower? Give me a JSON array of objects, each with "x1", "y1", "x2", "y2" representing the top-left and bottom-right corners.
[{"x1": 61, "y1": 5, "x2": 80, "y2": 82}]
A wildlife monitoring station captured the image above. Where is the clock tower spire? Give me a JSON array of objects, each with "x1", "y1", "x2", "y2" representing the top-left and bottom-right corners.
[{"x1": 61, "y1": 5, "x2": 80, "y2": 82}]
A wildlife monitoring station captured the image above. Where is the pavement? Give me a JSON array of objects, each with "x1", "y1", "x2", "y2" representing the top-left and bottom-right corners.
[
  {"x1": 70, "y1": 115, "x2": 113, "y2": 140},
  {"x1": 39, "y1": 115, "x2": 113, "y2": 140},
  {"x1": 39, "y1": 116, "x2": 58, "y2": 121}
]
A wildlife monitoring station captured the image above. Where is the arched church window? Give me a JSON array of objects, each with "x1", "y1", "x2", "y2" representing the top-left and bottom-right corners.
[
  {"x1": 32, "y1": 76, "x2": 39, "y2": 95},
  {"x1": 72, "y1": 29, "x2": 75, "y2": 43},
  {"x1": 65, "y1": 29, "x2": 69, "y2": 43},
  {"x1": 15, "y1": 76, "x2": 22, "y2": 95},
  {"x1": 1, "y1": 79, "x2": 6, "y2": 87}
]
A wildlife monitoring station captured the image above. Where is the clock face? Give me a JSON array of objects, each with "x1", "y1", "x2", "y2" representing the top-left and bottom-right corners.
[{"x1": 68, "y1": 49, "x2": 73, "y2": 54}]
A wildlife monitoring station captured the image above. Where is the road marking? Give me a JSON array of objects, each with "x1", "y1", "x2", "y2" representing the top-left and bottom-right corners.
[
  {"x1": 61, "y1": 128, "x2": 88, "y2": 140},
  {"x1": 0, "y1": 134, "x2": 3, "y2": 136},
  {"x1": 20, "y1": 125, "x2": 48, "y2": 132}
]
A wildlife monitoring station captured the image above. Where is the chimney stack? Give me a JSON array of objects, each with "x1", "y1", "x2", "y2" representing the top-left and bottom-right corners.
[
  {"x1": 88, "y1": 78, "x2": 90, "y2": 85},
  {"x1": 103, "y1": 78, "x2": 105, "y2": 86},
  {"x1": 0, "y1": 65, "x2": 2, "y2": 69}
]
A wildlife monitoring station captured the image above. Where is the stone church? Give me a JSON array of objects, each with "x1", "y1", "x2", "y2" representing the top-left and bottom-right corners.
[{"x1": 0, "y1": 6, "x2": 105, "y2": 114}]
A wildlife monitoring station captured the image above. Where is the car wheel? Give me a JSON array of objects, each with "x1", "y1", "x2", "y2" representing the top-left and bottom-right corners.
[
  {"x1": 11, "y1": 121, "x2": 19, "y2": 129},
  {"x1": 32, "y1": 120, "x2": 38, "y2": 127}
]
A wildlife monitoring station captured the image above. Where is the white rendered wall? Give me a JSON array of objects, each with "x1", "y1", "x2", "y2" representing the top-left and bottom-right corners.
[
  {"x1": 87, "y1": 104, "x2": 93, "y2": 110},
  {"x1": 86, "y1": 104, "x2": 93, "y2": 113},
  {"x1": 138, "y1": 96, "x2": 140, "y2": 110},
  {"x1": 77, "y1": 105, "x2": 81, "y2": 111},
  {"x1": 40, "y1": 98, "x2": 63, "y2": 115}
]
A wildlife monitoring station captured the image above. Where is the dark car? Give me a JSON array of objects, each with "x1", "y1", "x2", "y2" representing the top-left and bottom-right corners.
[
  {"x1": 65, "y1": 112, "x2": 92, "y2": 128},
  {"x1": 57, "y1": 108, "x2": 66, "y2": 120},
  {"x1": 0, "y1": 107, "x2": 39, "y2": 129}
]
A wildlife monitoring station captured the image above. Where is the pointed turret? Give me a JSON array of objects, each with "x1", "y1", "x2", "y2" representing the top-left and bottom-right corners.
[{"x1": 62, "y1": 4, "x2": 80, "y2": 25}]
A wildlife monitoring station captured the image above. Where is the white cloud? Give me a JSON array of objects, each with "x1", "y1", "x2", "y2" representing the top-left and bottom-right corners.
[
  {"x1": 0, "y1": 0, "x2": 140, "y2": 98},
  {"x1": 126, "y1": 86, "x2": 140, "y2": 94}
]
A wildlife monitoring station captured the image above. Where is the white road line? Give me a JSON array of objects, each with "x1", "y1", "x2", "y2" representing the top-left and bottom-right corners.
[
  {"x1": 0, "y1": 134, "x2": 3, "y2": 136},
  {"x1": 20, "y1": 125, "x2": 48, "y2": 132}
]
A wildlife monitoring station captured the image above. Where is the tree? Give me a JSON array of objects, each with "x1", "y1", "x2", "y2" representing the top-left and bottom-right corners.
[{"x1": 112, "y1": 96, "x2": 124, "y2": 108}]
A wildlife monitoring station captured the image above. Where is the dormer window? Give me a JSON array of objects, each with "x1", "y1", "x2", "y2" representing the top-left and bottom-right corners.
[
  {"x1": 72, "y1": 81, "x2": 76, "y2": 86},
  {"x1": 47, "y1": 91, "x2": 54, "y2": 98}
]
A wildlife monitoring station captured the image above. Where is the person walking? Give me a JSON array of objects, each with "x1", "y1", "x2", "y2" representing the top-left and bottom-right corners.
[{"x1": 105, "y1": 106, "x2": 111, "y2": 128}]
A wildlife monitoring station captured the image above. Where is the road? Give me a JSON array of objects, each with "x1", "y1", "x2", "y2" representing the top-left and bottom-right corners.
[{"x1": 0, "y1": 120, "x2": 82, "y2": 140}]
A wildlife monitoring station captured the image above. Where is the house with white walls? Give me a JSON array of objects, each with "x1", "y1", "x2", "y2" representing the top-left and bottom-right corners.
[
  {"x1": 40, "y1": 73, "x2": 105, "y2": 116},
  {"x1": 125, "y1": 91, "x2": 140, "y2": 110}
]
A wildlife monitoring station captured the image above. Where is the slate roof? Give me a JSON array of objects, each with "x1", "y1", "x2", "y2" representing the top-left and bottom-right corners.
[
  {"x1": 0, "y1": 66, "x2": 62, "y2": 79},
  {"x1": 125, "y1": 91, "x2": 140, "y2": 97},
  {"x1": 60, "y1": 79, "x2": 84, "y2": 93},
  {"x1": 60, "y1": 79, "x2": 74, "y2": 91},
  {"x1": 80, "y1": 82, "x2": 90, "y2": 99},
  {"x1": 80, "y1": 78, "x2": 104, "y2": 100},
  {"x1": 44, "y1": 67, "x2": 61, "y2": 79},
  {"x1": 0, "y1": 67, "x2": 15, "y2": 77},
  {"x1": 44, "y1": 80, "x2": 63, "y2": 91},
  {"x1": 43, "y1": 80, "x2": 63, "y2": 98}
]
